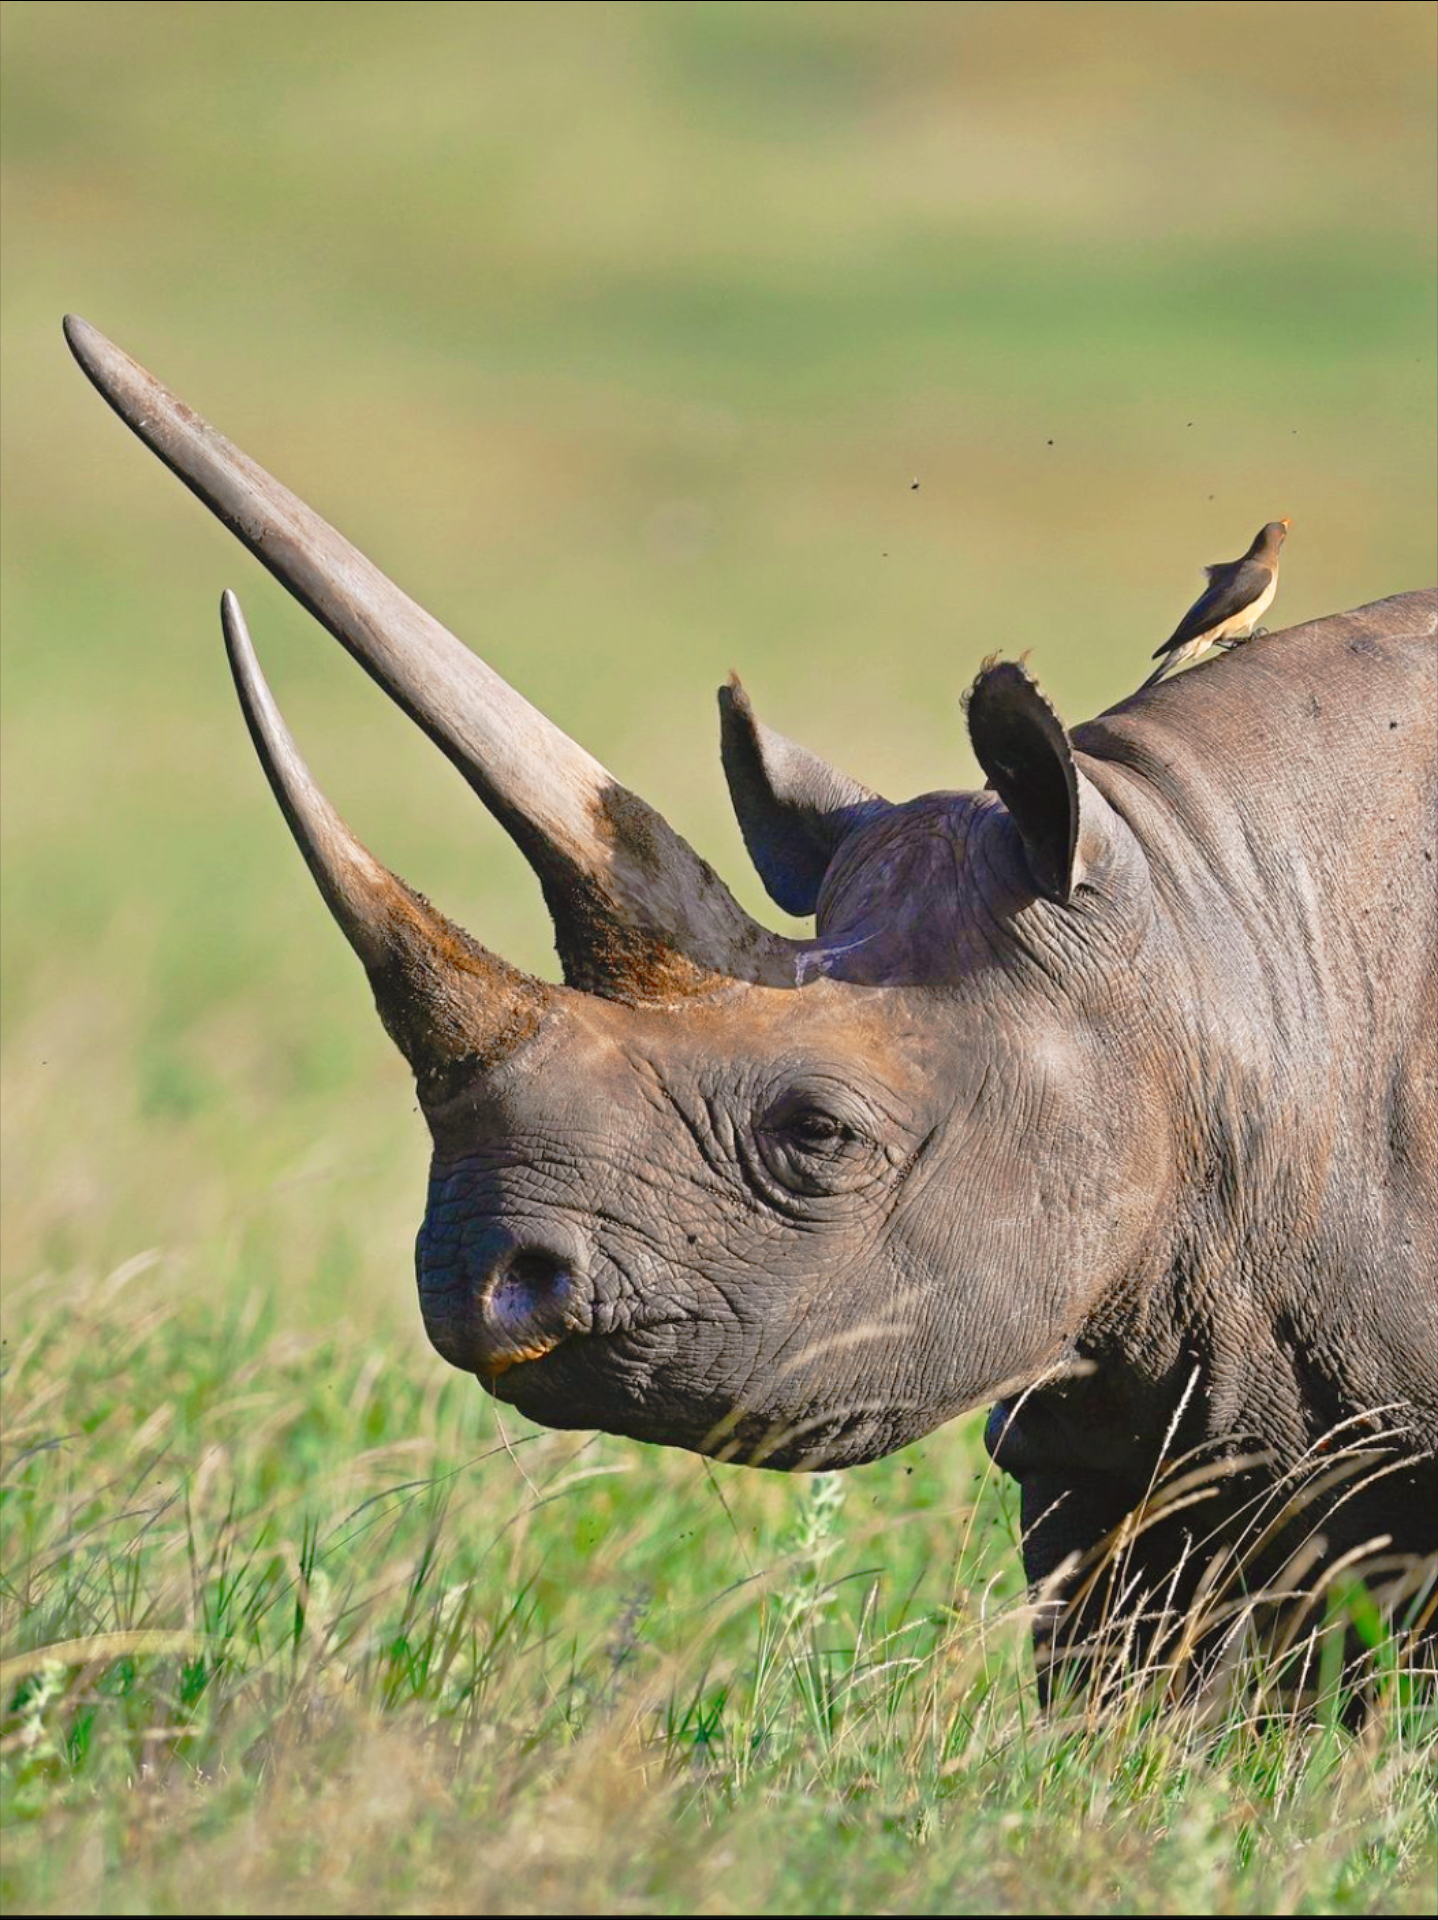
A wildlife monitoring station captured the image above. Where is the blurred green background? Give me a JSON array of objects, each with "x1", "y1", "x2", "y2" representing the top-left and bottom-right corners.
[{"x1": 3, "y1": 0, "x2": 1435, "y2": 1346}]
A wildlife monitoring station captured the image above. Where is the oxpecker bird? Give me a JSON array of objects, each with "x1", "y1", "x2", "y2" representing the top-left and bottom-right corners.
[{"x1": 1140, "y1": 519, "x2": 1290, "y2": 691}]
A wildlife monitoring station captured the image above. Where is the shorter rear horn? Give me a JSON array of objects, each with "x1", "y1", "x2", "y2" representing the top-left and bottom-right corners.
[{"x1": 222, "y1": 590, "x2": 552, "y2": 1084}]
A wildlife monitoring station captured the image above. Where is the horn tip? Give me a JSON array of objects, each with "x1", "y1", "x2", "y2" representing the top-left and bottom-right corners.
[
  {"x1": 219, "y1": 588, "x2": 245, "y2": 646},
  {"x1": 63, "y1": 314, "x2": 134, "y2": 405},
  {"x1": 62, "y1": 313, "x2": 103, "y2": 370},
  {"x1": 219, "y1": 593, "x2": 261, "y2": 695}
]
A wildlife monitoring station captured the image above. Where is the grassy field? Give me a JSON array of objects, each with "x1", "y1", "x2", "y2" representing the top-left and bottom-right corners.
[
  {"x1": 3, "y1": 3, "x2": 1436, "y2": 1910},
  {"x1": 5, "y1": 1260, "x2": 1436, "y2": 1913}
]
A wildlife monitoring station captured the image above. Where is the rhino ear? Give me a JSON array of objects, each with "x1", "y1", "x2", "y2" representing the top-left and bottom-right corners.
[
  {"x1": 965, "y1": 659, "x2": 1086, "y2": 904},
  {"x1": 719, "y1": 676, "x2": 885, "y2": 916}
]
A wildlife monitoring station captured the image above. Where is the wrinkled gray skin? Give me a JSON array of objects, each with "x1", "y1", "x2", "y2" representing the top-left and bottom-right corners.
[{"x1": 66, "y1": 317, "x2": 1437, "y2": 1696}]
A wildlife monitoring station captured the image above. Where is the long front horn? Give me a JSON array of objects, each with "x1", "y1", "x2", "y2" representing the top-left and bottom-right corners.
[
  {"x1": 222, "y1": 591, "x2": 552, "y2": 1085},
  {"x1": 64, "y1": 317, "x2": 797, "y2": 999}
]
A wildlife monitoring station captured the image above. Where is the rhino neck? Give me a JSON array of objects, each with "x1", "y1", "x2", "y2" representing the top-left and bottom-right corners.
[{"x1": 1070, "y1": 652, "x2": 1438, "y2": 1472}]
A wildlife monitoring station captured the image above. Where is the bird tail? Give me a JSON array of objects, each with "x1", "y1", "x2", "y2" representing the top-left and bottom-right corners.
[{"x1": 1136, "y1": 657, "x2": 1172, "y2": 693}]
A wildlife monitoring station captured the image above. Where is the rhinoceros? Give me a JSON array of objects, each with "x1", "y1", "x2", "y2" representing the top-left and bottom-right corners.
[{"x1": 66, "y1": 317, "x2": 1437, "y2": 1696}]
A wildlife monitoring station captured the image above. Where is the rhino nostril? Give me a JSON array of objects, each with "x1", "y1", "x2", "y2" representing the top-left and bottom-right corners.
[
  {"x1": 487, "y1": 1250, "x2": 573, "y2": 1331},
  {"x1": 417, "y1": 1217, "x2": 592, "y2": 1376},
  {"x1": 476, "y1": 1232, "x2": 591, "y2": 1372}
]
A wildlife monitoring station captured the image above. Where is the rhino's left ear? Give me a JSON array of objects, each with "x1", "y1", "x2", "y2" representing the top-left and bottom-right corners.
[
  {"x1": 965, "y1": 659, "x2": 1098, "y2": 905},
  {"x1": 719, "y1": 676, "x2": 887, "y2": 917}
]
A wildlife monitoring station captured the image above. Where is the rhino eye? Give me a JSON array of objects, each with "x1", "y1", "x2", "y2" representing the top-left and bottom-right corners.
[
  {"x1": 783, "y1": 1109, "x2": 851, "y2": 1150},
  {"x1": 760, "y1": 1091, "x2": 860, "y2": 1152},
  {"x1": 751, "y1": 1091, "x2": 879, "y2": 1200}
]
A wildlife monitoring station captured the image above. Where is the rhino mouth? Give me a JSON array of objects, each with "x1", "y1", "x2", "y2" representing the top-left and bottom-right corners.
[
  {"x1": 478, "y1": 1339, "x2": 566, "y2": 1379},
  {"x1": 476, "y1": 1298, "x2": 691, "y2": 1386},
  {"x1": 474, "y1": 1308, "x2": 912, "y2": 1472},
  {"x1": 485, "y1": 1340, "x2": 911, "y2": 1470}
]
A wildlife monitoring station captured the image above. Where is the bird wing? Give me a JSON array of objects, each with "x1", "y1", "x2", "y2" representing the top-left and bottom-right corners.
[{"x1": 1152, "y1": 557, "x2": 1270, "y2": 658}]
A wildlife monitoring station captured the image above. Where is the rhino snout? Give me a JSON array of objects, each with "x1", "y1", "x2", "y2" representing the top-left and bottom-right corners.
[{"x1": 418, "y1": 1218, "x2": 594, "y2": 1377}]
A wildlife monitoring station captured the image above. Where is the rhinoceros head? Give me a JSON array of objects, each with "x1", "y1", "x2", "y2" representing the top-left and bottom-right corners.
[{"x1": 67, "y1": 319, "x2": 1168, "y2": 1471}]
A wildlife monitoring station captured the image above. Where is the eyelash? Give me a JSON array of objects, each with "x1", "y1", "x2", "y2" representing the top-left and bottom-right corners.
[{"x1": 783, "y1": 1110, "x2": 851, "y2": 1150}]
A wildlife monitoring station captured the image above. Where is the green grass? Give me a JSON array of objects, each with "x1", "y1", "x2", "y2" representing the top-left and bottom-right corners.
[
  {"x1": 3, "y1": 1, "x2": 1436, "y2": 1909},
  {"x1": 3, "y1": 1261, "x2": 1435, "y2": 1912}
]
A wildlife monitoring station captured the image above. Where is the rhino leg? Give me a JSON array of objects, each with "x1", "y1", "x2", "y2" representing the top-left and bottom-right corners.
[
  {"x1": 1019, "y1": 1461, "x2": 1438, "y2": 1711},
  {"x1": 1019, "y1": 1472, "x2": 1255, "y2": 1707},
  {"x1": 991, "y1": 1400, "x2": 1241, "y2": 1704},
  {"x1": 1016, "y1": 1473, "x2": 1140, "y2": 1706},
  {"x1": 987, "y1": 1396, "x2": 1163, "y2": 1701}
]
